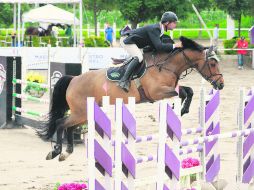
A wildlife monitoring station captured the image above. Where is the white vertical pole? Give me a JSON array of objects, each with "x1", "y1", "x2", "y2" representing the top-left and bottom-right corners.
[
  {"x1": 200, "y1": 87, "x2": 206, "y2": 181},
  {"x1": 87, "y1": 24, "x2": 90, "y2": 37},
  {"x1": 47, "y1": 44, "x2": 51, "y2": 109},
  {"x1": 113, "y1": 22, "x2": 117, "y2": 43},
  {"x1": 102, "y1": 96, "x2": 112, "y2": 189},
  {"x1": 157, "y1": 100, "x2": 167, "y2": 190},
  {"x1": 237, "y1": 88, "x2": 244, "y2": 183},
  {"x1": 97, "y1": 22, "x2": 100, "y2": 37},
  {"x1": 17, "y1": 3, "x2": 21, "y2": 48},
  {"x1": 191, "y1": 3, "x2": 212, "y2": 45},
  {"x1": 13, "y1": 3, "x2": 16, "y2": 32},
  {"x1": 79, "y1": 0, "x2": 83, "y2": 46},
  {"x1": 127, "y1": 97, "x2": 136, "y2": 189},
  {"x1": 73, "y1": 4, "x2": 77, "y2": 47},
  {"x1": 115, "y1": 98, "x2": 123, "y2": 190},
  {"x1": 88, "y1": 97, "x2": 95, "y2": 190},
  {"x1": 170, "y1": 98, "x2": 181, "y2": 189}
]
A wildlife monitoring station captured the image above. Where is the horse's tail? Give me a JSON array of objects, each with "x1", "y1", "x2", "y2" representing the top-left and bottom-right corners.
[{"x1": 38, "y1": 75, "x2": 73, "y2": 140}]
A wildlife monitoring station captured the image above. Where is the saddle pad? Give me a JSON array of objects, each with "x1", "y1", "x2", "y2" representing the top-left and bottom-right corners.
[{"x1": 106, "y1": 61, "x2": 146, "y2": 81}]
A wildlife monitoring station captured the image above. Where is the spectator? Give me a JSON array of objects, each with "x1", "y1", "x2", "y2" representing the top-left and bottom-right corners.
[
  {"x1": 105, "y1": 22, "x2": 114, "y2": 47},
  {"x1": 65, "y1": 25, "x2": 73, "y2": 46},
  {"x1": 233, "y1": 37, "x2": 248, "y2": 70},
  {"x1": 213, "y1": 24, "x2": 219, "y2": 47}
]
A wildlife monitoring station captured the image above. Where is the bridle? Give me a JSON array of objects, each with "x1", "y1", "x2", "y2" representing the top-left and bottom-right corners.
[{"x1": 147, "y1": 48, "x2": 223, "y2": 87}]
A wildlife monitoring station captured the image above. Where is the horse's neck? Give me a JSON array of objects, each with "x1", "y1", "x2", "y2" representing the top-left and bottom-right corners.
[{"x1": 144, "y1": 50, "x2": 199, "y2": 77}]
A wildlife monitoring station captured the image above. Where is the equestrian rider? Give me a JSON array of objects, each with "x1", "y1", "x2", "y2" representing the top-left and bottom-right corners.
[{"x1": 118, "y1": 11, "x2": 182, "y2": 92}]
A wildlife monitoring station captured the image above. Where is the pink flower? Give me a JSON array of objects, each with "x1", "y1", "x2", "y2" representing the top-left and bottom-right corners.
[
  {"x1": 181, "y1": 157, "x2": 200, "y2": 169},
  {"x1": 58, "y1": 183, "x2": 87, "y2": 190}
]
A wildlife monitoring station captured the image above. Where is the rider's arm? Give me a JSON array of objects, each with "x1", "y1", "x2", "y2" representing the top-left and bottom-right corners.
[{"x1": 147, "y1": 29, "x2": 174, "y2": 52}]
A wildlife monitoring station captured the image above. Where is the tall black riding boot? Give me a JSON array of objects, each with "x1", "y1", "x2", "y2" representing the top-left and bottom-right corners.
[{"x1": 118, "y1": 56, "x2": 140, "y2": 92}]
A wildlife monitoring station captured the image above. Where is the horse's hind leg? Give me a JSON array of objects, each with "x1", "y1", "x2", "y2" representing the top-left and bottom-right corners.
[
  {"x1": 46, "y1": 116, "x2": 69, "y2": 160},
  {"x1": 58, "y1": 126, "x2": 77, "y2": 161}
]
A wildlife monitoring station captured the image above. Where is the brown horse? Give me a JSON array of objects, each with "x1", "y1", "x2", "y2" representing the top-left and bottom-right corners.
[{"x1": 39, "y1": 36, "x2": 224, "y2": 161}]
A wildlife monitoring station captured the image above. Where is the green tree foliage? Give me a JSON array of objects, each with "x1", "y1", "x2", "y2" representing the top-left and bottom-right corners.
[
  {"x1": 83, "y1": 0, "x2": 116, "y2": 35},
  {"x1": 0, "y1": 4, "x2": 13, "y2": 27},
  {"x1": 117, "y1": 0, "x2": 191, "y2": 29},
  {"x1": 213, "y1": 0, "x2": 252, "y2": 36}
]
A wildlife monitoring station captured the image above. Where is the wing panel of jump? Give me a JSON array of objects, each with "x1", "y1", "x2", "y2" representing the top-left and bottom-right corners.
[
  {"x1": 166, "y1": 104, "x2": 182, "y2": 141},
  {"x1": 205, "y1": 121, "x2": 220, "y2": 156},
  {"x1": 122, "y1": 103, "x2": 136, "y2": 139},
  {"x1": 242, "y1": 158, "x2": 254, "y2": 183},
  {"x1": 205, "y1": 90, "x2": 219, "y2": 122},
  {"x1": 164, "y1": 144, "x2": 180, "y2": 180},
  {"x1": 121, "y1": 143, "x2": 136, "y2": 178},
  {"x1": 243, "y1": 127, "x2": 254, "y2": 158},
  {"x1": 95, "y1": 179, "x2": 106, "y2": 190},
  {"x1": 244, "y1": 94, "x2": 254, "y2": 124},
  {"x1": 94, "y1": 140, "x2": 113, "y2": 176},
  {"x1": 94, "y1": 102, "x2": 111, "y2": 139},
  {"x1": 121, "y1": 182, "x2": 128, "y2": 190},
  {"x1": 205, "y1": 154, "x2": 220, "y2": 182},
  {"x1": 163, "y1": 184, "x2": 170, "y2": 190}
]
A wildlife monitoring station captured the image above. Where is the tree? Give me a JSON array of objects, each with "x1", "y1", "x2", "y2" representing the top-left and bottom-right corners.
[
  {"x1": 83, "y1": 0, "x2": 116, "y2": 35},
  {"x1": 0, "y1": 4, "x2": 13, "y2": 27},
  {"x1": 117, "y1": 0, "x2": 191, "y2": 29},
  {"x1": 213, "y1": 0, "x2": 252, "y2": 37}
]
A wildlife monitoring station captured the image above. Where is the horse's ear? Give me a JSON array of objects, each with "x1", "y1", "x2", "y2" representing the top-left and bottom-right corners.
[{"x1": 208, "y1": 46, "x2": 214, "y2": 54}]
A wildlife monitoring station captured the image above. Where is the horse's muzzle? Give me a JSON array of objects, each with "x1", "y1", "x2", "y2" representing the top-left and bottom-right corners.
[{"x1": 213, "y1": 81, "x2": 224, "y2": 90}]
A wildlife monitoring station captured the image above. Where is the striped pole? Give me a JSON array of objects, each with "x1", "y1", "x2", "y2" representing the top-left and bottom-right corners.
[
  {"x1": 12, "y1": 78, "x2": 49, "y2": 89},
  {"x1": 12, "y1": 106, "x2": 47, "y2": 117},
  {"x1": 13, "y1": 93, "x2": 49, "y2": 104}
]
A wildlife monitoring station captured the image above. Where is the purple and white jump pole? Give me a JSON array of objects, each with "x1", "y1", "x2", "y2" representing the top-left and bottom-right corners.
[
  {"x1": 159, "y1": 88, "x2": 220, "y2": 189},
  {"x1": 237, "y1": 87, "x2": 254, "y2": 183}
]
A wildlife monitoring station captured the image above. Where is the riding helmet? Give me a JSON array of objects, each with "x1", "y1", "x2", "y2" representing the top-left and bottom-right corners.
[{"x1": 161, "y1": 11, "x2": 179, "y2": 24}]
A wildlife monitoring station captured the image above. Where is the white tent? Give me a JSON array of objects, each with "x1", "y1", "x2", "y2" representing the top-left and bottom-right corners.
[
  {"x1": 0, "y1": 0, "x2": 82, "y2": 47},
  {"x1": 23, "y1": 4, "x2": 79, "y2": 25}
]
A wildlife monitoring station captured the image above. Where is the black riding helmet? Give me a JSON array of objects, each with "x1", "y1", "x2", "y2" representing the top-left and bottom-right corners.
[{"x1": 161, "y1": 11, "x2": 179, "y2": 24}]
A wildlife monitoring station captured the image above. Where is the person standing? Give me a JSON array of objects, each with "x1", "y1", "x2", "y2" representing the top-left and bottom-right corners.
[
  {"x1": 213, "y1": 24, "x2": 219, "y2": 47},
  {"x1": 233, "y1": 36, "x2": 249, "y2": 69},
  {"x1": 105, "y1": 22, "x2": 114, "y2": 47}
]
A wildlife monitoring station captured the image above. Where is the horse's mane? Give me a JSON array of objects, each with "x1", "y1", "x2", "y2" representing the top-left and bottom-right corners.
[{"x1": 180, "y1": 36, "x2": 204, "y2": 51}]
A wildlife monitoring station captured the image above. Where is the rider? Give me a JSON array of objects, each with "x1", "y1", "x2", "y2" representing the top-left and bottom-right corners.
[{"x1": 118, "y1": 11, "x2": 182, "y2": 92}]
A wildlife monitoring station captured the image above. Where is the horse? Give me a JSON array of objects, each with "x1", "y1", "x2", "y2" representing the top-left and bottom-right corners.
[
  {"x1": 39, "y1": 36, "x2": 224, "y2": 161},
  {"x1": 25, "y1": 24, "x2": 53, "y2": 37},
  {"x1": 25, "y1": 23, "x2": 65, "y2": 37}
]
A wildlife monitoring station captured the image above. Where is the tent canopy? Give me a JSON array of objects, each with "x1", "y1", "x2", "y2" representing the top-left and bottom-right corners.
[
  {"x1": 0, "y1": 0, "x2": 80, "y2": 3},
  {"x1": 22, "y1": 4, "x2": 79, "y2": 25}
]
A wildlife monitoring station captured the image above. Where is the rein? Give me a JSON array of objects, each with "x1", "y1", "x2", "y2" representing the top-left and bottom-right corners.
[{"x1": 146, "y1": 48, "x2": 223, "y2": 86}]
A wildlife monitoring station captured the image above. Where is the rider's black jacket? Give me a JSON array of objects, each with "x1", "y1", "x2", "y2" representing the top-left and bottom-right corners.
[{"x1": 123, "y1": 23, "x2": 174, "y2": 52}]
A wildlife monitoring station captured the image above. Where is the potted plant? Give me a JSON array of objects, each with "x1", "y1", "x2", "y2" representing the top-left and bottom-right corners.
[{"x1": 24, "y1": 72, "x2": 47, "y2": 98}]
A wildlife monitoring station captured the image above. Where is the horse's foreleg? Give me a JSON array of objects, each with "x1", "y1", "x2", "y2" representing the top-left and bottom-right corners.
[
  {"x1": 46, "y1": 117, "x2": 68, "y2": 160},
  {"x1": 180, "y1": 86, "x2": 193, "y2": 116}
]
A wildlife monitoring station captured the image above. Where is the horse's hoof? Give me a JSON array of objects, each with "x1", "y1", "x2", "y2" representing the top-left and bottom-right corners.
[
  {"x1": 59, "y1": 152, "x2": 70, "y2": 162},
  {"x1": 46, "y1": 151, "x2": 59, "y2": 160}
]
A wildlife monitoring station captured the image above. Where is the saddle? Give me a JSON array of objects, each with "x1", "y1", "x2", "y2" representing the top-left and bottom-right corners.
[{"x1": 106, "y1": 58, "x2": 146, "y2": 81}]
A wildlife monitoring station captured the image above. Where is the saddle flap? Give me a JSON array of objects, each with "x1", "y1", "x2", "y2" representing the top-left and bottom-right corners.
[{"x1": 106, "y1": 61, "x2": 146, "y2": 81}]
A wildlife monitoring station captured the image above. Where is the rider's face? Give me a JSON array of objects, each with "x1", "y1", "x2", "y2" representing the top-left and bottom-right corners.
[{"x1": 167, "y1": 21, "x2": 177, "y2": 30}]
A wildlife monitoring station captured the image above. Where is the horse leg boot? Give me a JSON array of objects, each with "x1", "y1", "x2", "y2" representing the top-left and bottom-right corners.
[
  {"x1": 117, "y1": 56, "x2": 140, "y2": 92},
  {"x1": 59, "y1": 127, "x2": 75, "y2": 161},
  {"x1": 180, "y1": 86, "x2": 193, "y2": 116},
  {"x1": 46, "y1": 118, "x2": 66, "y2": 160}
]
